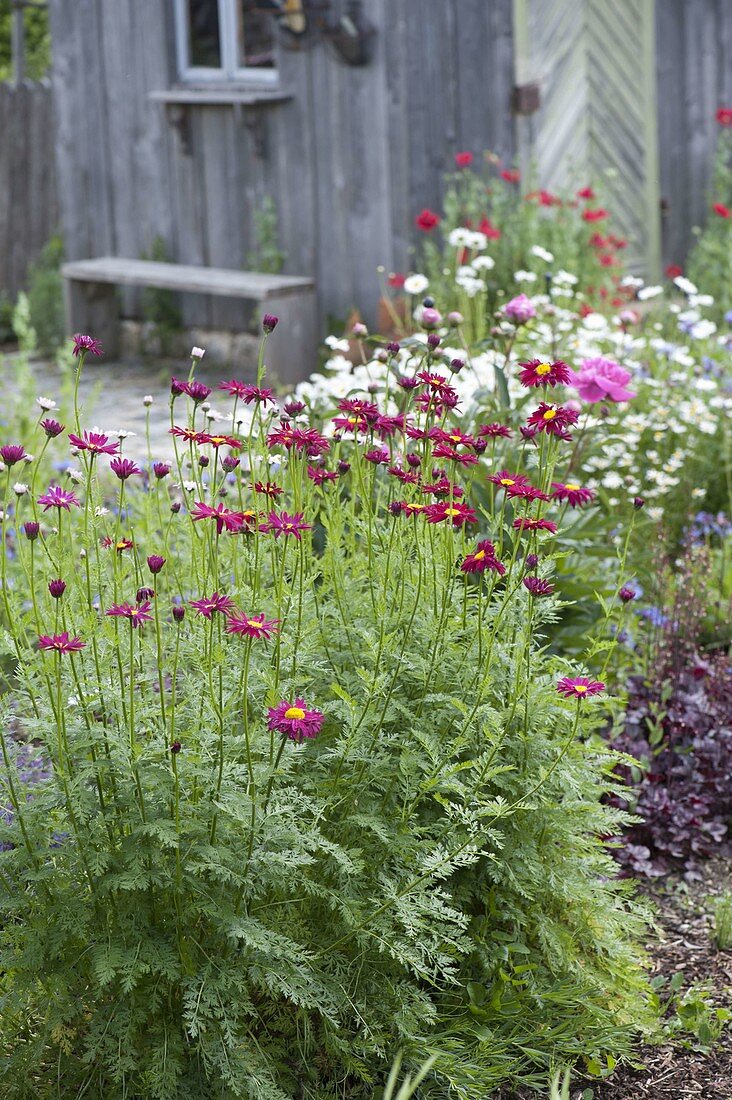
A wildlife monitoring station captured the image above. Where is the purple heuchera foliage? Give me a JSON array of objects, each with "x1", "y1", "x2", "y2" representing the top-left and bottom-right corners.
[{"x1": 609, "y1": 654, "x2": 732, "y2": 878}]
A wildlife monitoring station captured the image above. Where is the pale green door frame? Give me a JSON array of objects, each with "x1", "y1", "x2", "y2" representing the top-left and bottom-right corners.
[{"x1": 512, "y1": 0, "x2": 661, "y2": 280}]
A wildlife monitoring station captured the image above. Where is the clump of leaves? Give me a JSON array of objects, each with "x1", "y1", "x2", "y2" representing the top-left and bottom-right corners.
[
  {"x1": 608, "y1": 551, "x2": 732, "y2": 878},
  {"x1": 710, "y1": 891, "x2": 732, "y2": 952}
]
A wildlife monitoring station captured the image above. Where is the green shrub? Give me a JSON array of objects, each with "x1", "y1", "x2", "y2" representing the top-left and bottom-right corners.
[
  {"x1": 0, "y1": 334, "x2": 652, "y2": 1097},
  {"x1": 23, "y1": 234, "x2": 65, "y2": 353}
]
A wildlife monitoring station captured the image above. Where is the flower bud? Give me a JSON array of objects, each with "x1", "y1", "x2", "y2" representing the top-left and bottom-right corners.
[
  {"x1": 48, "y1": 579, "x2": 66, "y2": 599},
  {"x1": 449, "y1": 357, "x2": 465, "y2": 373},
  {"x1": 170, "y1": 740, "x2": 182, "y2": 754},
  {"x1": 447, "y1": 311, "x2": 464, "y2": 326},
  {"x1": 352, "y1": 322, "x2": 368, "y2": 338},
  {"x1": 198, "y1": 455, "x2": 210, "y2": 468},
  {"x1": 283, "y1": 400, "x2": 305, "y2": 417},
  {"x1": 262, "y1": 313, "x2": 279, "y2": 333},
  {"x1": 386, "y1": 341, "x2": 400, "y2": 354},
  {"x1": 170, "y1": 500, "x2": 182, "y2": 514},
  {"x1": 633, "y1": 496, "x2": 645, "y2": 510},
  {"x1": 136, "y1": 587, "x2": 155, "y2": 603},
  {"x1": 172, "y1": 605, "x2": 185, "y2": 623},
  {"x1": 23, "y1": 521, "x2": 39, "y2": 541},
  {"x1": 153, "y1": 462, "x2": 171, "y2": 479},
  {"x1": 222, "y1": 455, "x2": 240, "y2": 472},
  {"x1": 427, "y1": 333, "x2": 441, "y2": 349},
  {"x1": 147, "y1": 554, "x2": 166, "y2": 574}
]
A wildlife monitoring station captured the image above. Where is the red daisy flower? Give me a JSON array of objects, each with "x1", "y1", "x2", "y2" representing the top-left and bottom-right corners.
[
  {"x1": 713, "y1": 202, "x2": 730, "y2": 218},
  {"x1": 500, "y1": 168, "x2": 521, "y2": 183},
  {"x1": 394, "y1": 500, "x2": 427, "y2": 517},
  {"x1": 478, "y1": 423, "x2": 513, "y2": 439},
  {"x1": 523, "y1": 576, "x2": 554, "y2": 597},
  {"x1": 461, "y1": 540, "x2": 505, "y2": 575},
  {"x1": 253, "y1": 481, "x2": 284, "y2": 499},
  {"x1": 518, "y1": 358, "x2": 572, "y2": 388},
  {"x1": 101, "y1": 536, "x2": 134, "y2": 553},
  {"x1": 38, "y1": 632, "x2": 85, "y2": 654},
  {"x1": 424, "y1": 501, "x2": 477, "y2": 527},
  {"x1": 68, "y1": 430, "x2": 120, "y2": 456},
  {"x1": 455, "y1": 151, "x2": 474, "y2": 168},
  {"x1": 307, "y1": 464, "x2": 338, "y2": 485},
  {"x1": 169, "y1": 425, "x2": 204, "y2": 443},
  {"x1": 203, "y1": 433, "x2": 242, "y2": 450},
  {"x1": 551, "y1": 482, "x2": 594, "y2": 508},
  {"x1": 487, "y1": 470, "x2": 529, "y2": 491},
  {"x1": 267, "y1": 698, "x2": 324, "y2": 741},
  {"x1": 225, "y1": 613, "x2": 279, "y2": 639},
  {"x1": 72, "y1": 334, "x2": 103, "y2": 357},
  {"x1": 526, "y1": 404, "x2": 579, "y2": 436},
  {"x1": 432, "y1": 444, "x2": 478, "y2": 466},
  {"x1": 556, "y1": 676, "x2": 605, "y2": 699},
  {"x1": 505, "y1": 482, "x2": 550, "y2": 503},
  {"x1": 421, "y1": 478, "x2": 463, "y2": 498},
  {"x1": 512, "y1": 517, "x2": 558, "y2": 534},
  {"x1": 582, "y1": 207, "x2": 609, "y2": 222},
  {"x1": 332, "y1": 414, "x2": 370, "y2": 435},
  {"x1": 716, "y1": 107, "x2": 732, "y2": 126},
  {"x1": 336, "y1": 398, "x2": 380, "y2": 422}
]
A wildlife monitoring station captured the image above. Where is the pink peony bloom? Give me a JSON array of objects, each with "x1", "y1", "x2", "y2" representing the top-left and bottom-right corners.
[
  {"x1": 503, "y1": 294, "x2": 536, "y2": 324},
  {"x1": 568, "y1": 358, "x2": 636, "y2": 403}
]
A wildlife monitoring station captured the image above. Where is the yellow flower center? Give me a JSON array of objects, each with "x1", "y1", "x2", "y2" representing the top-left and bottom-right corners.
[
  {"x1": 574, "y1": 685, "x2": 587, "y2": 694},
  {"x1": 536, "y1": 362, "x2": 552, "y2": 376},
  {"x1": 209, "y1": 436, "x2": 227, "y2": 445},
  {"x1": 500, "y1": 478, "x2": 515, "y2": 486},
  {"x1": 450, "y1": 434, "x2": 462, "y2": 442},
  {"x1": 564, "y1": 483, "x2": 581, "y2": 491},
  {"x1": 474, "y1": 549, "x2": 486, "y2": 561},
  {"x1": 116, "y1": 541, "x2": 129, "y2": 551},
  {"x1": 445, "y1": 507, "x2": 460, "y2": 516},
  {"x1": 543, "y1": 409, "x2": 557, "y2": 420},
  {"x1": 406, "y1": 503, "x2": 425, "y2": 512},
  {"x1": 284, "y1": 706, "x2": 305, "y2": 720},
  {"x1": 247, "y1": 620, "x2": 263, "y2": 629}
]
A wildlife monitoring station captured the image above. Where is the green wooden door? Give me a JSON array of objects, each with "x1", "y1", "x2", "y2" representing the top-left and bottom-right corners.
[{"x1": 513, "y1": 0, "x2": 661, "y2": 279}]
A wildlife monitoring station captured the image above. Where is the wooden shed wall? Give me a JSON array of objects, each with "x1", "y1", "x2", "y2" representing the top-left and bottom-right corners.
[
  {"x1": 655, "y1": 0, "x2": 732, "y2": 268},
  {"x1": 0, "y1": 79, "x2": 58, "y2": 298},
  {"x1": 48, "y1": 0, "x2": 516, "y2": 333}
]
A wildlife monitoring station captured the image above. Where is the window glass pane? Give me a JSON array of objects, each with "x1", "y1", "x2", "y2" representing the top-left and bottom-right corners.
[
  {"x1": 188, "y1": 0, "x2": 221, "y2": 67},
  {"x1": 238, "y1": 1, "x2": 276, "y2": 69}
]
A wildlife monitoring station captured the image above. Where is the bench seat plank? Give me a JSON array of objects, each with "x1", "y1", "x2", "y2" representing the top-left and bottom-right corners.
[
  {"x1": 62, "y1": 257, "x2": 314, "y2": 300},
  {"x1": 61, "y1": 257, "x2": 318, "y2": 384}
]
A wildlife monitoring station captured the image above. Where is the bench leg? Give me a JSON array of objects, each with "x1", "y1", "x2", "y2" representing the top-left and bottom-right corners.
[
  {"x1": 263, "y1": 289, "x2": 318, "y2": 387},
  {"x1": 63, "y1": 279, "x2": 120, "y2": 360}
]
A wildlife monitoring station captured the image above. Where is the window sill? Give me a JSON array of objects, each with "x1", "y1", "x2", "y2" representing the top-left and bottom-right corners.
[{"x1": 149, "y1": 87, "x2": 292, "y2": 108}]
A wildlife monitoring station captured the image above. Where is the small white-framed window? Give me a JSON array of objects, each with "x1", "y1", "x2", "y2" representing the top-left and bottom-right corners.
[{"x1": 174, "y1": 0, "x2": 279, "y2": 83}]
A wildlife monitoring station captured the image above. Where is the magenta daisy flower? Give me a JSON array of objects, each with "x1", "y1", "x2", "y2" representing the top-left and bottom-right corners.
[
  {"x1": 526, "y1": 404, "x2": 579, "y2": 436},
  {"x1": 38, "y1": 632, "x2": 85, "y2": 654},
  {"x1": 225, "y1": 613, "x2": 279, "y2": 640},
  {"x1": 0, "y1": 444, "x2": 27, "y2": 466},
  {"x1": 106, "y1": 601, "x2": 154, "y2": 627},
  {"x1": 424, "y1": 501, "x2": 477, "y2": 527},
  {"x1": 518, "y1": 359, "x2": 572, "y2": 387},
  {"x1": 512, "y1": 517, "x2": 558, "y2": 534},
  {"x1": 72, "y1": 334, "x2": 103, "y2": 357},
  {"x1": 487, "y1": 470, "x2": 530, "y2": 491},
  {"x1": 478, "y1": 423, "x2": 513, "y2": 439},
  {"x1": 307, "y1": 465, "x2": 338, "y2": 486},
  {"x1": 110, "y1": 457, "x2": 141, "y2": 480},
  {"x1": 40, "y1": 418, "x2": 65, "y2": 439},
  {"x1": 189, "y1": 592, "x2": 236, "y2": 619},
  {"x1": 259, "y1": 511, "x2": 312, "y2": 540},
  {"x1": 267, "y1": 698, "x2": 324, "y2": 742},
  {"x1": 461, "y1": 540, "x2": 505, "y2": 575},
  {"x1": 556, "y1": 676, "x2": 605, "y2": 699},
  {"x1": 550, "y1": 482, "x2": 594, "y2": 507},
  {"x1": 68, "y1": 430, "x2": 120, "y2": 456},
  {"x1": 37, "y1": 485, "x2": 81, "y2": 512},
  {"x1": 190, "y1": 501, "x2": 247, "y2": 534},
  {"x1": 153, "y1": 462, "x2": 171, "y2": 479},
  {"x1": 523, "y1": 576, "x2": 554, "y2": 596}
]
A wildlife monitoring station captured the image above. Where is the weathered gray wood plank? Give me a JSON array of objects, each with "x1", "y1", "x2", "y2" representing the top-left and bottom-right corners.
[{"x1": 62, "y1": 257, "x2": 314, "y2": 298}]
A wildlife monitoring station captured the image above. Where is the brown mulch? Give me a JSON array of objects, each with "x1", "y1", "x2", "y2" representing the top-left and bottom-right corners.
[
  {"x1": 496, "y1": 859, "x2": 732, "y2": 1098},
  {"x1": 589, "y1": 858, "x2": 732, "y2": 1098}
]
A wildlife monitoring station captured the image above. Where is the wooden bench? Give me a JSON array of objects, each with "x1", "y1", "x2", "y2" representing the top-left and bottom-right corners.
[{"x1": 61, "y1": 257, "x2": 317, "y2": 384}]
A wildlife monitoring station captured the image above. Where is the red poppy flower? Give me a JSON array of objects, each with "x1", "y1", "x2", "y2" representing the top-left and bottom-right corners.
[
  {"x1": 576, "y1": 186, "x2": 595, "y2": 200},
  {"x1": 665, "y1": 264, "x2": 683, "y2": 279},
  {"x1": 500, "y1": 168, "x2": 520, "y2": 183},
  {"x1": 478, "y1": 215, "x2": 501, "y2": 240},
  {"x1": 713, "y1": 202, "x2": 730, "y2": 218},
  {"x1": 716, "y1": 107, "x2": 732, "y2": 126},
  {"x1": 582, "y1": 207, "x2": 609, "y2": 222},
  {"x1": 415, "y1": 208, "x2": 440, "y2": 232},
  {"x1": 455, "y1": 151, "x2": 474, "y2": 168}
]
